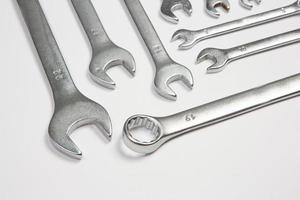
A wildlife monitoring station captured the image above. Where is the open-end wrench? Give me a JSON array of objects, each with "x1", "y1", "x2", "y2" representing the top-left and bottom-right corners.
[
  {"x1": 71, "y1": 0, "x2": 135, "y2": 89},
  {"x1": 172, "y1": 0, "x2": 300, "y2": 50},
  {"x1": 18, "y1": 0, "x2": 112, "y2": 159},
  {"x1": 123, "y1": 73, "x2": 300, "y2": 154},
  {"x1": 206, "y1": 0, "x2": 231, "y2": 18},
  {"x1": 124, "y1": 0, "x2": 194, "y2": 101},
  {"x1": 160, "y1": 0, "x2": 193, "y2": 24},
  {"x1": 197, "y1": 29, "x2": 300, "y2": 73},
  {"x1": 240, "y1": 0, "x2": 262, "y2": 10}
]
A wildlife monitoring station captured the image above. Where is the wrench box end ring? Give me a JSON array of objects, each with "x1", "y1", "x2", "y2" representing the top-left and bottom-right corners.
[{"x1": 123, "y1": 115, "x2": 165, "y2": 154}]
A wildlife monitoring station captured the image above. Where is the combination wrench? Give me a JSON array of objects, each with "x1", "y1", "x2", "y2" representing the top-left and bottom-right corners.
[
  {"x1": 240, "y1": 0, "x2": 262, "y2": 10},
  {"x1": 172, "y1": 0, "x2": 300, "y2": 50},
  {"x1": 206, "y1": 0, "x2": 231, "y2": 18},
  {"x1": 197, "y1": 29, "x2": 300, "y2": 73},
  {"x1": 71, "y1": 0, "x2": 136, "y2": 89},
  {"x1": 17, "y1": 0, "x2": 112, "y2": 159},
  {"x1": 123, "y1": 73, "x2": 300, "y2": 154},
  {"x1": 160, "y1": 0, "x2": 193, "y2": 24},
  {"x1": 125, "y1": 0, "x2": 194, "y2": 101}
]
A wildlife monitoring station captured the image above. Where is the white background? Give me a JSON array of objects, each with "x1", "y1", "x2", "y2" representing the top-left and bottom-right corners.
[{"x1": 1, "y1": 0, "x2": 300, "y2": 199}]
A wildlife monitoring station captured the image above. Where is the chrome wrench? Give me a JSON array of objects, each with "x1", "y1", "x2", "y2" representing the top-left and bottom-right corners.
[
  {"x1": 18, "y1": 0, "x2": 112, "y2": 159},
  {"x1": 123, "y1": 73, "x2": 300, "y2": 154},
  {"x1": 197, "y1": 29, "x2": 300, "y2": 73},
  {"x1": 71, "y1": 0, "x2": 136, "y2": 89},
  {"x1": 172, "y1": 0, "x2": 300, "y2": 50},
  {"x1": 160, "y1": 0, "x2": 193, "y2": 24},
  {"x1": 206, "y1": 0, "x2": 231, "y2": 18},
  {"x1": 240, "y1": 0, "x2": 262, "y2": 10},
  {"x1": 125, "y1": 0, "x2": 194, "y2": 101}
]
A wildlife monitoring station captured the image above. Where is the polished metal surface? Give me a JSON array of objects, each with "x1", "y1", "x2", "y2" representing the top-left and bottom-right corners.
[
  {"x1": 172, "y1": 0, "x2": 300, "y2": 49},
  {"x1": 206, "y1": 0, "x2": 230, "y2": 18},
  {"x1": 18, "y1": 0, "x2": 112, "y2": 159},
  {"x1": 123, "y1": 73, "x2": 300, "y2": 154},
  {"x1": 197, "y1": 29, "x2": 300, "y2": 73},
  {"x1": 124, "y1": 0, "x2": 194, "y2": 101},
  {"x1": 71, "y1": 0, "x2": 136, "y2": 89},
  {"x1": 160, "y1": 0, "x2": 193, "y2": 24},
  {"x1": 240, "y1": 0, "x2": 262, "y2": 10}
]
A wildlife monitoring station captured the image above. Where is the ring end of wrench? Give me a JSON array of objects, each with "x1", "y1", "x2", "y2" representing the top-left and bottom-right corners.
[{"x1": 123, "y1": 115, "x2": 166, "y2": 154}]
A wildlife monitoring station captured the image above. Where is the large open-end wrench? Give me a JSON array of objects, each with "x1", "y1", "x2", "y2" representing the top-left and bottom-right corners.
[
  {"x1": 197, "y1": 29, "x2": 300, "y2": 73},
  {"x1": 18, "y1": 0, "x2": 112, "y2": 159},
  {"x1": 172, "y1": 0, "x2": 300, "y2": 50},
  {"x1": 206, "y1": 0, "x2": 231, "y2": 18},
  {"x1": 124, "y1": 0, "x2": 194, "y2": 101},
  {"x1": 124, "y1": 73, "x2": 300, "y2": 154},
  {"x1": 71, "y1": 0, "x2": 136, "y2": 89},
  {"x1": 160, "y1": 0, "x2": 193, "y2": 24}
]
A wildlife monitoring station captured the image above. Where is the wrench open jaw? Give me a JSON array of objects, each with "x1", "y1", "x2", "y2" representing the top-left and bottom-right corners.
[
  {"x1": 172, "y1": 29, "x2": 199, "y2": 50},
  {"x1": 206, "y1": 0, "x2": 230, "y2": 18},
  {"x1": 49, "y1": 93, "x2": 112, "y2": 159},
  {"x1": 154, "y1": 61, "x2": 194, "y2": 101},
  {"x1": 89, "y1": 44, "x2": 136, "y2": 89},
  {"x1": 160, "y1": 0, "x2": 193, "y2": 24},
  {"x1": 240, "y1": 0, "x2": 262, "y2": 10},
  {"x1": 197, "y1": 48, "x2": 229, "y2": 73}
]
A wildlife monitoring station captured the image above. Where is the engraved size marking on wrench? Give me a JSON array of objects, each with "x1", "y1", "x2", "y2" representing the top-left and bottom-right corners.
[
  {"x1": 53, "y1": 69, "x2": 65, "y2": 81},
  {"x1": 185, "y1": 114, "x2": 196, "y2": 121}
]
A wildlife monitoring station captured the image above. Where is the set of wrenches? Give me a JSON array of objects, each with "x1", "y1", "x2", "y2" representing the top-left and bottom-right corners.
[
  {"x1": 17, "y1": 0, "x2": 300, "y2": 159},
  {"x1": 161, "y1": 0, "x2": 262, "y2": 23}
]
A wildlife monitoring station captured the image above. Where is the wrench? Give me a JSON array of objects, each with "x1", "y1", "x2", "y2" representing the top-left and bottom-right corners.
[
  {"x1": 123, "y1": 73, "x2": 300, "y2": 154},
  {"x1": 197, "y1": 29, "x2": 300, "y2": 73},
  {"x1": 172, "y1": 0, "x2": 300, "y2": 50},
  {"x1": 18, "y1": 0, "x2": 112, "y2": 159},
  {"x1": 125, "y1": 0, "x2": 194, "y2": 101},
  {"x1": 240, "y1": 0, "x2": 262, "y2": 10},
  {"x1": 71, "y1": 0, "x2": 136, "y2": 89},
  {"x1": 160, "y1": 0, "x2": 193, "y2": 24},
  {"x1": 206, "y1": 0, "x2": 231, "y2": 18}
]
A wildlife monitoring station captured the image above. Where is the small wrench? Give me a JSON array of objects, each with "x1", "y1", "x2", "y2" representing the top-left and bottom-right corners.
[
  {"x1": 71, "y1": 0, "x2": 136, "y2": 89},
  {"x1": 172, "y1": 0, "x2": 300, "y2": 50},
  {"x1": 240, "y1": 0, "x2": 262, "y2": 10},
  {"x1": 197, "y1": 29, "x2": 300, "y2": 73},
  {"x1": 125, "y1": 0, "x2": 194, "y2": 101},
  {"x1": 123, "y1": 73, "x2": 300, "y2": 154},
  {"x1": 206, "y1": 0, "x2": 231, "y2": 18},
  {"x1": 18, "y1": 0, "x2": 112, "y2": 159},
  {"x1": 160, "y1": 0, "x2": 193, "y2": 24}
]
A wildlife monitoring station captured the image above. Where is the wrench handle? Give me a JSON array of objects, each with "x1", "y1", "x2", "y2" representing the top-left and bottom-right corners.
[
  {"x1": 17, "y1": 0, "x2": 78, "y2": 101},
  {"x1": 227, "y1": 29, "x2": 300, "y2": 61},
  {"x1": 124, "y1": 0, "x2": 170, "y2": 66},
  {"x1": 195, "y1": 1, "x2": 300, "y2": 43},
  {"x1": 161, "y1": 74, "x2": 300, "y2": 138},
  {"x1": 71, "y1": 0, "x2": 110, "y2": 50}
]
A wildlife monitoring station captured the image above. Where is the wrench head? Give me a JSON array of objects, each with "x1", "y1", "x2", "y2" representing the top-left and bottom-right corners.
[
  {"x1": 123, "y1": 115, "x2": 165, "y2": 154},
  {"x1": 172, "y1": 29, "x2": 198, "y2": 50},
  {"x1": 206, "y1": 0, "x2": 230, "y2": 18},
  {"x1": 49, "y1": 93, "x2": 112, "y2": 159},
  {"x1": 154, "y1": 61, "x2": 194, "y2": 101},
  {"x1": 161, "y1": 0, "x2": 193, "y2": 24},
  {"x1": 197, "y1": 48, "x2": 229, "y2": 73},
  {"x1": 240, "y1": 0, "x2": 262, "y2": 9},
  {"x1": 89, "y1": 43, "x2": 136, "y2": 89}
]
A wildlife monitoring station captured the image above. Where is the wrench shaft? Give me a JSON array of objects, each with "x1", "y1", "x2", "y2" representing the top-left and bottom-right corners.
[
  {"x1": 17, "y1": 0, "x2": 77, "y2": 101},
  {"x1": 71, "y1": 0, "x2": 110, "y2": 50},
  {"x1": 124, "y1": 0, "x2": 169, "y2": 66},
  {"x1": 161, "y1": 74, "x2": 300, "y2": 138},
  {"x1": 227, "y1": 29, "x2": 300, "y2": 61}
]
